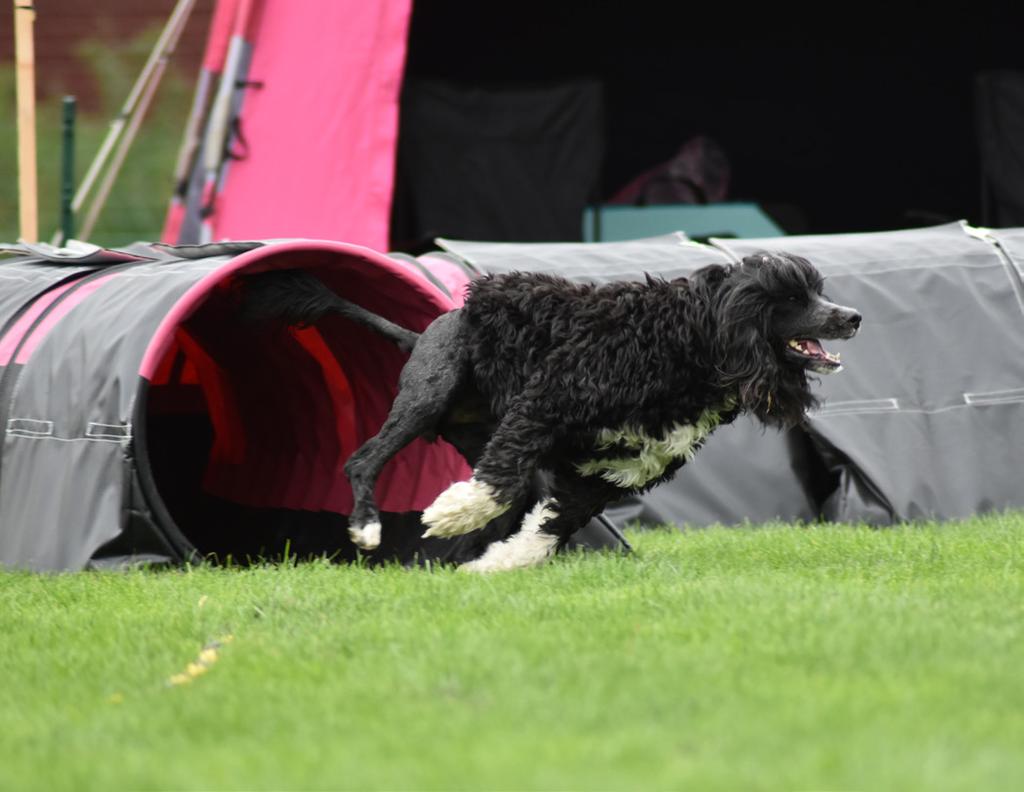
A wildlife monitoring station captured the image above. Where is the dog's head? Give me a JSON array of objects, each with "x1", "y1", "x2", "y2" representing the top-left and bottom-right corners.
[{"x1": 703, "y1": 251, "x2": 861, "y2": 427}]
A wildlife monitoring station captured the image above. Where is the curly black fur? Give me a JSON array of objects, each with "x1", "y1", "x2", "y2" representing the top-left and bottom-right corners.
[{"x1": 462, "y1": 252, "x2": 850, "y2": 434}]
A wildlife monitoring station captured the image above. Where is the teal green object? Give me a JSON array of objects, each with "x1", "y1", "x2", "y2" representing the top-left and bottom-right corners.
[{"x1": 583, "y1": 203, "x2": 784, "y2": 242}]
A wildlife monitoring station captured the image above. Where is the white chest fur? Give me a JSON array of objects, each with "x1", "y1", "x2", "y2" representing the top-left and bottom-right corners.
[{"x1": 575, "y1": 408, "x2": 723, "y2": 489}]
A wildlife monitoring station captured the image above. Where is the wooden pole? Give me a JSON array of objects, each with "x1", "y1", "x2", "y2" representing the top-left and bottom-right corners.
[{"x1": 13, "y1": 1, "x2": 38, "y2": 242}]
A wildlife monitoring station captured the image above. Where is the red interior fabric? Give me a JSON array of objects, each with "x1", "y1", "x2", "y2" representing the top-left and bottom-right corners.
[
  {"x1": 142, "y1": 242, "x2": 471, "y2": 518},
  {"x1": 175, "y1": 327, "x2": 247, "y2": 466},
  {"x1": 149, "y1": 341, "x2": 178, "y2": 386},
  {"x1": 289, "y1": 325, "x2": 358, "y2": 508}
]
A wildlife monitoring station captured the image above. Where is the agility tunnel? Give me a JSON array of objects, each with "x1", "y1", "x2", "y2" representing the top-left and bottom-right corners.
[
  {"x1": 437, "y1": 223, "x2": 1024, "y2": 529},
  {"x1": 3, "y1": 224, "x2": 1024, "y2": 571},
  {"x1": 0, "y1": 240, "x2": 488, "y2": 571}
]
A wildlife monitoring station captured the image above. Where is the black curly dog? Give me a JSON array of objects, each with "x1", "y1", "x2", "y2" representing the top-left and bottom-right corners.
[{"x1": 245, "y1": 252, "x2": 860, "y2": 571}]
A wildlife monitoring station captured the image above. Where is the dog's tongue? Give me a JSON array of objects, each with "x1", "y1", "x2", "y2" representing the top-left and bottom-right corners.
[
  {"x1": 793, "y1": 337, "x2": 843, "y2": 369},
  {"x1": 802, "y1": 339, "x2": 825, "y2": 356}
]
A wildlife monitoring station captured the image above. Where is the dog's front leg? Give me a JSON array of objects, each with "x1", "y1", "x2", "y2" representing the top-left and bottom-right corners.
[
  {"x1": 458, "y1": 471, "x2": 619, "y2": 573},
  {"x1": 455, "y1": 497, "x2": 560, "y2": 571},
  {"x1": 421, "y1": 402, "x2": 554, "y2": 539}
]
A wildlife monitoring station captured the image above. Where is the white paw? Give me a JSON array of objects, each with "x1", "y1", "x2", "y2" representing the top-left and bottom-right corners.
[
  {"x1": 457, "y1": 499, "x2": 559, "y2": 573},
  {"x1": 348, "y1": 521, "x2": 381, "y2": 550},
  {"x1": 421, "y1": 478, "x2": 510, "y2": 538}
]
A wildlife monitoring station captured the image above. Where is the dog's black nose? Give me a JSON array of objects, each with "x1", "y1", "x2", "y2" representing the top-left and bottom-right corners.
[{"x1": 848, "y1": 311, "x2": 862, "y2": 329}]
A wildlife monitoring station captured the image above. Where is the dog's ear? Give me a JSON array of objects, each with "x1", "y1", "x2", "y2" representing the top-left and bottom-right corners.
[
  {"x1": 686, "y1": 263, "x2": 730, "y2": 290},
  {"x1": 741, "y1": 252, "x2": 776, "y2": 270},
  {"x1": 715, "y1": 284, "x2": 780, "y2": 423}
]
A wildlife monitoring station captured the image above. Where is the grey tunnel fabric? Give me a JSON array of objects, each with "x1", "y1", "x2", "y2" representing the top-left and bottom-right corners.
[{"x1": 438, "y1": 223, "x2": 1024, "y2": 527}]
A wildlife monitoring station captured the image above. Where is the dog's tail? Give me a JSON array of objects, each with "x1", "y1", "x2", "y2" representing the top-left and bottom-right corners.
[{"x1": 239, "y1": 269, "x2": 420, "y2": 352}]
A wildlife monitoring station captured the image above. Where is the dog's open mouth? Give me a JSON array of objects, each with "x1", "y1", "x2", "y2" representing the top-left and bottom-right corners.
[{"x1": 787, "y1": 338, "x2": 843, "y2": 373}]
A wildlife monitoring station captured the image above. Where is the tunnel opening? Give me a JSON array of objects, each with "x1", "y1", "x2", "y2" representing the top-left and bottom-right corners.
[{"x1": 134, "y1": 245, "x2": 470, "y2": 563}]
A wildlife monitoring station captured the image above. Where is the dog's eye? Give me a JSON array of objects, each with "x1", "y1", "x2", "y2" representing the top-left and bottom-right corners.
[{"x1": 787, "y1": 295, "x2": 802, "y2": 303}]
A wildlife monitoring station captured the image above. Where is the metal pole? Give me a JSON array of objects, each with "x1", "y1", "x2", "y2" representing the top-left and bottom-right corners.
[
  {"x1": 58, "y1": 96, "x2": 76, "y2": 244},
  {"x1": 13, "y1": 0, "x2": 38, "y2": 242}
]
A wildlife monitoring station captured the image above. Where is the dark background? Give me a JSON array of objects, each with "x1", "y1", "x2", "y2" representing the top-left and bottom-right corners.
[
  {"x1": 403, "y1": 1, "x2": 1024, "y2": 235},
  {"x1": 2, "y1": 1, "x2": 1021, "y2": 243}
]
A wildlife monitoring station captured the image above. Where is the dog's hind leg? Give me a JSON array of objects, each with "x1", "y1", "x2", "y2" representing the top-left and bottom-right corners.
[
  {"x1": 344, "y1": 311, "x2": 468, "y2": 550},
  {"x1": 458, "y1": 471, "x2": 619, "y2": 573}
]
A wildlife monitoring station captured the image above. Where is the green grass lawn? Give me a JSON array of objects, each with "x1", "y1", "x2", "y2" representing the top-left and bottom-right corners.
[{"x1": 1, "y1": 515, "x2": 1022, "y2": 791}]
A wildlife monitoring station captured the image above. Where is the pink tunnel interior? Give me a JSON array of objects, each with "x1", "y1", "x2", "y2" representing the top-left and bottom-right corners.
[{"x1": 140, "y1": 242, "x2": 472, "y2": 556}]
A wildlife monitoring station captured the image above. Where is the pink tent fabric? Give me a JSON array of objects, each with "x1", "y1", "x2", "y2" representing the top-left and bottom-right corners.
[
  {"x1": 200, "y1": 0, "x2": 241, "y2": 74},
  {"x1": 202, "y1": 0, "x2": 412, "y2": 248},
  {"x1": 161, "y1": 0, "x2": 245, "y2": 244}
]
